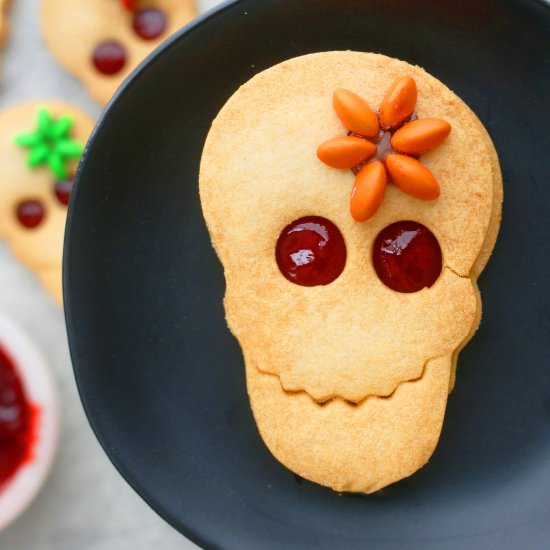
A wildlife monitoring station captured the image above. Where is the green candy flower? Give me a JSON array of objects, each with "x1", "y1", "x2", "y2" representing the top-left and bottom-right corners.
[{"x1": 14, "y1": 108, "x2": 84, "y2": 180}]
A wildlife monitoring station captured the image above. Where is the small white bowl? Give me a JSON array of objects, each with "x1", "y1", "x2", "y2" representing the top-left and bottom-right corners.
[{"x1": 0, "y1": 314, "x2": 59, "y2": 532}]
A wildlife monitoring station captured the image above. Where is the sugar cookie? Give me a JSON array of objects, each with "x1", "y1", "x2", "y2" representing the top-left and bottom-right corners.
[{"x1": 200, "y1": 52, "x2": 502, "y2": 492}]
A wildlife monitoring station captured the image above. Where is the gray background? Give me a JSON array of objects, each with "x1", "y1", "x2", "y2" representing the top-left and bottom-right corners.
[{"x1": 0, "y1": 0, "x2": 222, "y2": 548}]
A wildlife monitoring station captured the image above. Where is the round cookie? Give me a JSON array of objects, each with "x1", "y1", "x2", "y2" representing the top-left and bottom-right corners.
[
  {"x1": 0, "y1": 102, "x2": 94, "y2": 305},
  {"x1": 40, "y1": 0, "x2": 196, "y2": 105},
  {"x1": 200, "y1": 51, "x2": 502, "y2": 492}
]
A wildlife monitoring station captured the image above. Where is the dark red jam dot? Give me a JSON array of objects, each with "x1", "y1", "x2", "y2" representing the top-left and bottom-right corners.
[
  {"x1": 54, "y1": 178, "x2": 74, "y2": 206},
  {"x1": 276, "y1": 216, "x2": 346, "y2": 287},
  {"x1": 132, "y1": 8, "x2": 167, "y2": 40},
  {"x1": 0, "y1": 346, "x2": 35, "y2": 491},
  {"x1": 16, "y1": 200, "x2": 45, "y2": 229},
  {"x1": 373, "y1": 221, "x2": 442, "y2": 293},
  {"x1": 92, "y1": 40, "x2": 127, "y2": 75}
]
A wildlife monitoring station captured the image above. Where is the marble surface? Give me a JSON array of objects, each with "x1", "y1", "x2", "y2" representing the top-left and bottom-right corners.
[{"x1": 0, "y1": 0, "x2": 222, "y2": 548}]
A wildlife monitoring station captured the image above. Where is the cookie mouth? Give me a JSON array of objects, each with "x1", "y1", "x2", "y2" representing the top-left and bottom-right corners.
[{"x1": 258, "y1": 355, "x2": 437, "y2": 406}]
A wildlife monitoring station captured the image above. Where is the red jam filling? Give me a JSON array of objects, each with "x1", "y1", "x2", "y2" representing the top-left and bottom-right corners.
[
  {"x1": 16, "y1": 200, "x2": 45, "y2": 229},
  {"x1": 373, "y1": 221, "x2": 442, "y2": 293},
  {"x1": 133, "y1": 8, "x2": 167, "y2": 40},
  {"x1": 276, "y1": 216, "x2": 346, "y2": 286},
  {"x1": 92, "y1": 41, "x2": 127, "y2": 75},
  {"x1": 54, "y1": 178, "x2": 74, "y2": 206},
  {"x1": 0, "y1": 346, "x2": 38, "y2": 492}
]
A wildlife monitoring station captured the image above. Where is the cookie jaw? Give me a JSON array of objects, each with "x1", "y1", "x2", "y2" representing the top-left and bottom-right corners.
[
  {"x1": 40, "y1": 0, "x2": 196, "y2": 105},
  {"x1": 247, "y1": 353, "x2": 451, "y2": 493}
]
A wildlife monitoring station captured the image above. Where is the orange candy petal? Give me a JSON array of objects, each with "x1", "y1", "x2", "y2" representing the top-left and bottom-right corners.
[
  {"x1": 333, "y1": 89, "x2": 379, "y2": 137},
  {"x1": 391, "y1": 117, "x2": 451, "y2": 155},
  {"x1": 385, "y1": 154, "x2": 440, "y2": 200},
  {"x1": 350, "y1": 161, "x2": 387, "y2": 222},
  {"x1": 317, "y1": 136, "x2": 376, "y2": 169},
  {"x1": 379, "y1": 77, "x2": 417, "y2": 130}
]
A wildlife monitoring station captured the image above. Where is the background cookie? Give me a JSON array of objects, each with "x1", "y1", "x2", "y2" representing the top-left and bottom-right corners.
[
  {"x1": 40, "y1": 0, "x2": 196, "y2": 105},
  {"x1": 0, "y1": 101, "x2": 94, "y2": 304},
  {"x1": 0, "y1": 0, "x2": 11, "y2": 45}
]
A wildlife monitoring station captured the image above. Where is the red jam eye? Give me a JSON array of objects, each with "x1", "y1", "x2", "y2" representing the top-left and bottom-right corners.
[
  {"x1": 132, "y1": 8, "x2": 167, "y2": 40},
  {"x1": 373, "y1": 221, "x2": 442, "y2": 293},
  {"x1": 92, "y1": 40, "x2": 127, "y2": 75},
  {"x1": 276, "y1": 216, "x2": 347, "y2": 286},
  {"x1": 54, "y1": 178, "x2": 74, "y2": 206},
  {"x1": 16, "y1": 200, "x2": 45, "y2": 229}
]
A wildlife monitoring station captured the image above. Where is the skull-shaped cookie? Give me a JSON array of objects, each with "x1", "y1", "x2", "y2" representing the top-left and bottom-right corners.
[
  {"x1": 200, "y1": 52, "x2": 502, "y2": 492},
  {"x1": 0, "y1": 102, "x2": 94, "y2": 305},
  {"x1": 40, "y1": 0, "x2": 196, "y2": 105}
]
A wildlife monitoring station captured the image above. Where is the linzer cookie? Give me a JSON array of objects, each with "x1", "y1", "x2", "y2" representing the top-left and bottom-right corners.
[
  {"x1": 199, "y1": 51, "x2": 502, "y2": 492},
  {"x1": 40, "y1": 0, "x2": 196, "y2": 105},
  {"x1": 0, "y1": 102, "x2": 94, "y2": 304}
]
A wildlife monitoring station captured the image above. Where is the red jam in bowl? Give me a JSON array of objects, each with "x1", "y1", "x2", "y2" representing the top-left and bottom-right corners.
[
  {"x1": 276, "y1": 216, "x2": 346, "y2": 286},
  {"x1": 0, "y1": 346, "x2": 37, "y2": 491},
  {"x1": 373, "y1": 221, "x2": 442, "y2": 293}
]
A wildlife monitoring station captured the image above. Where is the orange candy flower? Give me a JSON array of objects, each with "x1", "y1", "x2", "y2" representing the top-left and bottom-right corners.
[{"x1": 317, "y1": 77, "x2": 451, "y2": 222}]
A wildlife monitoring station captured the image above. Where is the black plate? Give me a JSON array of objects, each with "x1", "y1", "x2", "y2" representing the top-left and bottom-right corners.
[{"x1": 64, "y1": 1, "x2": 550, "y2": 548}]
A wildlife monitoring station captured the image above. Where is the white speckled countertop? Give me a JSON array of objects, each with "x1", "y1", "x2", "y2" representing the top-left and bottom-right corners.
[{"x1": 0, "y1": 1, "x2": 222, "y2": 548}]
